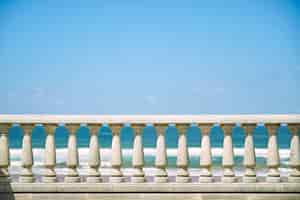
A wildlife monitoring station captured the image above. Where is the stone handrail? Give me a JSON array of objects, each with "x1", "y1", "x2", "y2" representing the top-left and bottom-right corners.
[
  {"x1": 0, "y1": 114, "x2": 300, "y2": 124},
  {"x1": 0, "y1": 114, "x2": 300, "y2": 200}
]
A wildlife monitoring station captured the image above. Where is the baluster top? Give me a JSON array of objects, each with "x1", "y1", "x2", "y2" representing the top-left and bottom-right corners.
[{"x1": 0, "y1": 114, "x2": 300, "y2": 124}]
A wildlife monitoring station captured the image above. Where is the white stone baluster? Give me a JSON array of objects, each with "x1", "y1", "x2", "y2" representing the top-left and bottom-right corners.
[
  {"x1": 288, "y1": 125, "x2": 300, "y2": 183},
  {"x1": 64, "y1": 124, "x2": 80, "y2": 183},
  {"x1": 20, "y1": 124, "x2": 35, "y2": 183},
  {"x1": 87, "y1": 124, "x2": 101, "y2": 183},
  {"x1": 131, "y1": 124, "x2": 145, "y2": 183},
  {"x1": 176, "y1": 124, "x2": 191, "y2": 183},
  {"x1": 221, "y1": 124, "x2": 236, "y2": 183},
  {"x1": 242, "y1": 124, "x2": 257, "y2": 183},
  {"x1": 0, "y1": 124, "x2": 11, "y2": 182},
  {"x1": 266, "y1": 124, "x2": 281, "y2": 183},
  {"x1": 154, "y1": 124, "x2": 168, "y2": 183},
  {"x1": 43, "y1": 124, "x2": 57, "y2": 183},
  {"x1": 199, "y1": 124, "x2": 213, "y2": 183},
  {"x1": 110, "y1": 124, "x2": 124, "y2": 183}
]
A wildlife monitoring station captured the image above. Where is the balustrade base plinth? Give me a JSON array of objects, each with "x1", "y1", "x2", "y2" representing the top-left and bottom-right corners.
[
  {"x1": 19, "y1": 176, "x2": 35, "y2": 183},
  {"x1": 154, "y1": 176, "x2": 168, "y2": 183},
  {"x1": 64, "y1": 176, "x2": 81, "y2": 183},
  {"x1": 109, "y1": 176, "x2": 124, "y2": 183},
  {"x1": 222, "y1": 176, "x2": 236, "y2": 183},
  {"x1": 288, "y1": 176, "x2": 300, "y2": 183},
  {"x1": 86, "y1": 176, "x2": 102, "y2": 183},
  {"x1": 42, "y1": 176, "x2": 57, "y2": 183},
  {"x1": 176, "y1": 176, "x2": 191, "y2": 183},
  {"x1": 266, "y1": 176, "x2": 281, "y2": 183},
  {"x1": 199, "y1": 176, "x2": 213, "y2": 183},
  {"x1": 131, "y1": 176, "x2": 145, "y2": 183},
  {"x1": 243, "y1": 176, "x2": 256, "y2": 183}
]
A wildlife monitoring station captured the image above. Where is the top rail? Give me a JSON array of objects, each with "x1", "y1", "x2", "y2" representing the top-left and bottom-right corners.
[{"x1": 0, "y1": 114, "x2": 300, "y2": 124}]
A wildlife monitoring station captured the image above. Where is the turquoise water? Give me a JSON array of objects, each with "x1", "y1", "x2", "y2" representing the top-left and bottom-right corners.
[{"x1": 8, "y1": 125, "x2": 292, "y2": 168}]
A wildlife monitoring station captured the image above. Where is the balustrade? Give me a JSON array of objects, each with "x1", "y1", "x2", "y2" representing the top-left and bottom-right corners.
[
  {"x1": 43, "y1": 124, "x2": 57, "y2": 183},
  {"x1": 242, "y1": 124, "x2": 256, "y2": 183},
  {"x1": 0, "y1": 115, "x2": 299, "y2": 184},
  {"x1": 110, "y1": 124, "x2": 124, "y2": 183},
  {"x1": 131, "y1": 124, "x2": 146, "y2": 183},
  {"x1": 199, "y1": 124, "x2": 213, "y2": 183},
  {"x1": 65, "y1": 124, "x2": 80, "y2": 183},
  {"x1": 87, "y1": 124, "x2": 101, "y2": 183},
  {"x1": 221, "y1": 124, "x2": 236, "y2": 183},
  {"x1": 288, "y1": 124, "x2": 300, "y2": 183},
  {"x1": 176, "y1": 124, "x2": 190, "y2": 183},
  {"x1": 20, "y1": 124, "x2": 35, "y2": 183},
  {"x1": 154, "y1": 124, "x2": 168, "y2": 183},
  {"x1": 0, "y1": 124, "x2": 10, "y2": 183},
  {"x1": 266, "y1": 124, "x2": 281, "y2": 183}
]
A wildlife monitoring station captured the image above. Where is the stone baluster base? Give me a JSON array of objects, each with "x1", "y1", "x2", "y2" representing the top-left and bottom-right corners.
[
  {"x1": 19, "y1": 168, "x2": 35, "y2": 183},
  {"x1": 131, "y1": 177, "x2": 145, "y2": 183},
  {"x1": 109, "y1": 177, "x2": 124, "y2": 183},
  {"x1": 64, "y1": 176, "x2": 80, "y2": 183},
  {"x1": 288, "y1": 176, "x2": 300, "y2": 183},
  {"x1": 243, "y1": 167, "x2": 257, "y2": 183},
  {"x1": 86, "y1": 177, "x2": 102, "y2": 183},
  {"x1": 175, "y1": 177, "x2": 191, "y2": 183},
  {"x1": 154, "y1": 167, "x2": 168, "y2": 183},
  {"x1": 131, "y1": 167, "x2": 145, "y2": 183},
  {"x1": 199, "y1": 176, "x2": 213, "y2": 183},
  {"x1": 243, "y1": 176, "x2": 256, "y2": 183},
  {"x1": 109, "y1": 167, "x2": 124, "y2": 183},
  {"x1": 64, "y1": 177, "x2": 81, "y2": 183},
  {"x1": 86, "y1": 168, "x2": 102, "y2": 183},
  {"x1": 64, "y1": 168, "x2": 80, "y2": 183},
  {"x1": 19, "y1": 177, "x2": 35, "y2": 183},
  {"x1": 199, "y1": 167, "x2": 213, "y2": 183},
  {"x1": 222, "y1": 167, "x2": 236, "y2": 183},
  {"x1": 42, "y1": 167, "x2": 56, "y2": 183},
  {"x1": 176, "y1": 167, "x2": 191, "y2": 183},
  {"x1": 288, "y1": 167, "x2": 300, "y2": 183},
  {"x1": 266, "y1": 167, "x2": 281, "y2": 183}
]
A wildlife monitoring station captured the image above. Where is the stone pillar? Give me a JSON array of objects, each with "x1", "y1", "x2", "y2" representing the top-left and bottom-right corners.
[
  {"x1": 176, "y1": 124, "x2": 191, "y2": 183},
  {"x1": 0, "y1": 124, "x2": 11, "y2": 183},
  {"x1": 87, "y1": 124, "x2": 101, "y2": 183},
  {"x1": 266, "y1": 124, "x2": 281, "y2": 183},
  {"x1": 64, "y1": 124, "x2": 80, "y2": 183},
  {"x1": 110, "y1": 124, "x2": 124, "y2": 183},
  {"x1": 221, "y1": 124, "x2": 236, "y2": 183},
  {"x1": 288, "y1": 125, "x2": 300, "y2": 183},
  {"x1": 154, "y1": 124, "x2": 168, "y2": 183},
  {"x1": 131, "y1": 124, "x2": 145, "y2": 183},
  {"x1": 19, "y1": 124, "x2": 35, "y2": 183},
  {"x1": 199, "y1": 124, "x2": 213, "y2": 183},
  {"x1": 242, "y1": 124, "x2": 257, "y2": 183},
  {"x1": 42, "y1": 124, "x2": 57, "y2": 183}
]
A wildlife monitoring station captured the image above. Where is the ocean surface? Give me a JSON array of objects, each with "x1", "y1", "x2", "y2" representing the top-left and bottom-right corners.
[{"x1": 8, "y1": 124, "x2": 293, "y2": 176}]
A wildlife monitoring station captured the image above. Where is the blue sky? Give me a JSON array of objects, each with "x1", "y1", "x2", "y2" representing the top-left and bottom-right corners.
[{"x1": 0, "y1": 0, "x2": 299, "y2": 114}]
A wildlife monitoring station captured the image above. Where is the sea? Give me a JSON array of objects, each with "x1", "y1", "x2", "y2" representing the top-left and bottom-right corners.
[{"x1": 8, "y1": 124, "x2": 293, "y2": 177}]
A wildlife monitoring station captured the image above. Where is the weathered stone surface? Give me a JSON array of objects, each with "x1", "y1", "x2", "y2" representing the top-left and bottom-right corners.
[
  {"x1": 1, "y1": 193, "x2": 300, "y2": 200},
  {"x1": 0, "y1": 183, "x2": 300, "y2": 193}
]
